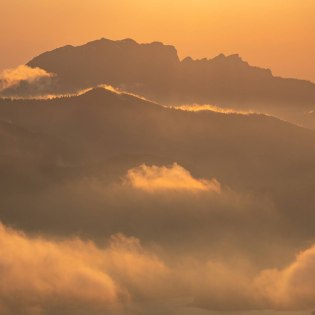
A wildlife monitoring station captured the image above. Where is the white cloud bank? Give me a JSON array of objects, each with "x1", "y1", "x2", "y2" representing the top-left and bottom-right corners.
[{"x1": 1, "y1": 222, "x2": 315, "y2": 314}]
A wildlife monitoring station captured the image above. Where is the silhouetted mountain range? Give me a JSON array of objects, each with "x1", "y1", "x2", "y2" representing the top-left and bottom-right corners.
[{"x1": 23, "y1": 38, "x2": 315, "y2": 128}]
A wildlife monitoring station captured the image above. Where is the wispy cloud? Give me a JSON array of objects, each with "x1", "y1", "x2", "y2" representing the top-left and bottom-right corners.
[
  {"x1": 0, "y1": 65, "x2": 54, "y2": 92},
  {"x1": 124, "y1": 163, "x2": 221, "y2": 193},
  {"x1": 171, "y1": 104, "x2": 256, "y2": 115}
]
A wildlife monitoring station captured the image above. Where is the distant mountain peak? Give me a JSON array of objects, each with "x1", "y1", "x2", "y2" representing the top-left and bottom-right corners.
[
  {"x1": 182, "y1": 52, "x2": 247, "y2": 66},
  {"x1": 25, "y1": 37, "x2": 315, "y2": 123},
  {"x1": 211, "y1": 53, "x2": 247, "y2": 65},
  {"x1": 78, "y1": 87, "x2": 118, "y2": 99},
  {"x1": 120, "y1": 38, "x2": 138, "y2": 45},
  {"x1": 227, "y1": 53, "x2": 243, "y2": 61}
]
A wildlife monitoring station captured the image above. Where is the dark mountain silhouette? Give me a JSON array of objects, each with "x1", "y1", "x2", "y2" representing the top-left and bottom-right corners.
[
  {"x1": 1, "y1": 87, "x2": 315, "y2": 264},
  {"x1": 25, "y1": 38, "x2": 315, "y2": 128}
]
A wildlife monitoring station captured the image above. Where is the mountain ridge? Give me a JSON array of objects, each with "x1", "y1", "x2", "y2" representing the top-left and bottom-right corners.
[
  {"x1": 1, "y1": 37, "x2": 314, "y2": 129},
  {"x1": 27, "y1": 38, "x2": 283, "y2": 79}
]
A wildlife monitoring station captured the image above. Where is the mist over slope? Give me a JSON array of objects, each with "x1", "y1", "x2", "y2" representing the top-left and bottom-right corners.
[
  {"x1": 1, "y1": 87, "x2": 315, "y2": 314},
  {"x1": 12, "y1": 37, "x2": 315, "y2": 129},
  {"x1": 1, "y1": 87, "x2": 315, "y2": 252}
]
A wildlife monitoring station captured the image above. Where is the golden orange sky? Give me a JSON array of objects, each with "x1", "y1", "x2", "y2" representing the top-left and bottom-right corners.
[{"x1": 1, "y1": 0, "x2": 314, "y2": 82}]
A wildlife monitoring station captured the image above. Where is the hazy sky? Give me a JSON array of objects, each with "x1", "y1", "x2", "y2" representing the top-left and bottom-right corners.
[{"x1": 1, "y1": 0, "x2": 314, "y2": 82}]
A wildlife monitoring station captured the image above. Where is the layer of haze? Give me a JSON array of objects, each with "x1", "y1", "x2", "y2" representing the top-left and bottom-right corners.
[
  {"x1": 1, "y1": 87, "x2": 315, "y2": 313},
  {"x1": 1, "y1": 0, "x2": 314, "y2": 82}
]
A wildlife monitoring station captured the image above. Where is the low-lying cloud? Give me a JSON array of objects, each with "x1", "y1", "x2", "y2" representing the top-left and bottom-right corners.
[
  {"x1": 1, "y1": 159, "x2": 314, "y2": 314},
  {"x1": 171, "y1": 104, "x2": 255, "y2": 115},
  {"x1": 256, "y1": 245, "x2": 315, "y2": 310},
  {"x1": 0, "y1": 224, "x2": 171, "y2": 315},
  {"x1": 0, "y1": 65, "x2": 53, "y2": 90},
  {"x1": 0, "y1": 162, "x2": 291, "y2": 267},
  {"x1": 0, "y1": 65, "x2": 55, "y2": 97},
  {"x1": 124, "y1": 163, "x2": 221, "y2": 193},
  {"x1": 1, "y1": 222, "x2": 315, "y2": 315}
]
